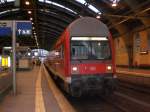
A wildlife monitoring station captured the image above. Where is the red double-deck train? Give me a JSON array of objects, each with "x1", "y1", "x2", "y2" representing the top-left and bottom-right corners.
[{"x1": 45, "y1": 17, "x2": 116, "y2": 96}]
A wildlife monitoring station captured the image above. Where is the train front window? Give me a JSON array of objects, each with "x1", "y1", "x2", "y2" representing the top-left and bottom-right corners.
[{"x1": 71, "y1": 37, "x2": 111, "y2": 60}]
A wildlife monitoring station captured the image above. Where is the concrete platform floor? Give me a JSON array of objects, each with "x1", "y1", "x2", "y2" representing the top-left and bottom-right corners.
[
  {"x1": 117, "y1": 67, "x2": 150, "y2": 77},
  {"x1": 0, "y1": 66, "x2": 62, "y2": 112}
]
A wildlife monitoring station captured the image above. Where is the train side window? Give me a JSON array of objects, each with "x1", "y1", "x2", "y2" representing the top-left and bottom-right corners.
[{"x1": 72, "y1": 48, "x2": 75, "y2": 56}]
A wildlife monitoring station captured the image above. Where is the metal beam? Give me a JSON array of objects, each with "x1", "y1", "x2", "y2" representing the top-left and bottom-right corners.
[
  {"x1": 37, "y1": 11, "x2": 72, "y2": 24},
  {"x1": 38, "y1": 22, "x2": 64, "y2": 32},
  {"x1": 38, "y1": 28, "x2": 61, "y2": 36},
  {"x1": 109, "y1": 7, "x2": 150, "y2": 28},
  {"x1": 37, "y1": 2, "x2": 77, "y2": 18},
  {"x1": 38, "y1": 33, "x2": 59, "y2": 38},
  {"x1": 38, "y1": 31, "x2": 59, "y2": 37},
  {"x1": 37, "y1": 16, "x2": 67, "y2": 29}
]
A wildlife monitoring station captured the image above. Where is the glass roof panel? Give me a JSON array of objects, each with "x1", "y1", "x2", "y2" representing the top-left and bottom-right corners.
[
  {"x1": 75, "y1": 0, "x2": 86, "y2": 4},
  {"x1": 7, "y1": 0, "x2": 15, "y2": 2},
  {"x1": 38, "y1": 0, "x2": 44, "y2": 2},
  {"x1": 38, "y1": 0, "x2": 101, "y2": 15},
  {"x1": 0, "y1": 0, "x2": 14, "y2": 4},
  {"x1": 51, "y1": 2, "x2": 65, "y2": 9},
  {"x1": 44, "y1": 0, "x2": 77, "y2": 14},
  {"x1": 45, "y1": 0, "x2": 52, "y2": 4},
  {"x1": 0, "y1": 8, "x2": 19, "y2": 15},
  {"x1": 88, "y1": 5, "x2": 100, "y2": 14}
]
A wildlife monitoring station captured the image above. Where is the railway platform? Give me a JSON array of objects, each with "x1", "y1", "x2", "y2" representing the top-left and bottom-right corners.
[
  {"x1": 116, "y1": 67, "x2": 150, "y2": 88},
  {"x1": 117, "y1": 67, "x2": 150, "y2": 77},
  {"x1": 0, "y1": 71, "x2": 12, "y2": 95},
  {"x1": 0, "y1": 65, "x2": 75, "y2": 112}
]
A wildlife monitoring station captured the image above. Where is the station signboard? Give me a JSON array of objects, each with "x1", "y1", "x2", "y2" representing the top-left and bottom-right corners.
[
  {"x1": 0, "y1": 21, "x2": 32, "y2": 36},
  {"x1": 0, "y1": 21, "x2": 12, "y2": 36},
  {"x1": 16, "y1": 21, "x2": 32, "y2": 36}
]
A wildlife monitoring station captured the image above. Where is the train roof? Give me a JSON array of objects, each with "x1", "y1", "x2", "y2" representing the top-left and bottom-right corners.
[{"x1": 68, "y1": 17, "x2": 110, "y2": 37}]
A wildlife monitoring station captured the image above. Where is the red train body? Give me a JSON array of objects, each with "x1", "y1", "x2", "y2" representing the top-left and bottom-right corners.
[{"x1": 45, "y1": 17, "x2": 116, "y2": 96}]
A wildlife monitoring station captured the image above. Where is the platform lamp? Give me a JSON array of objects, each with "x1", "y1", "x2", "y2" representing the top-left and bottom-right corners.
[
  {"x1": 14, "y1": 0, "x2": 29, "y2": 7},
  {"x1": 110, "y1": 0, "x2": 120, "y2": 7}
]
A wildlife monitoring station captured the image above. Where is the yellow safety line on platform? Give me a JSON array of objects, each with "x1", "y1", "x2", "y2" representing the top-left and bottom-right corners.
[
  {"x1": 0, "y1": 72, "x2": 9, "y2": 78},
  {"x1": 43, "y1": 65, "x2": 76, "y2": 112},
  {"x1": 35, "y1": 67, "x2": 46, "y2": 112},
  {"x1": 117, "y1": 70, "x2": 150, "y2": 78}
]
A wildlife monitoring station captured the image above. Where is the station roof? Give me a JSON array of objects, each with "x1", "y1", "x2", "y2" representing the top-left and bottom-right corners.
[{"x1": 0, "y1": 0, "x2": 149, "y2": 50}]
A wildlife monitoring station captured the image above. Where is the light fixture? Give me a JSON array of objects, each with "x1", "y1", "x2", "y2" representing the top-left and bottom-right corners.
[
  {"x1": 112, "y1": 3, "x2": 117, "y2": 7},
  {"x1": 28, "y1": 52, "x2": 31, "y2": 56},
  {"x1": 71, "y1": 66, "x2": 79, "y2": 74},
  {"x1": 28, "y1": 10, "x2": 32, "y2": 14},
  {"x1": 72, "y1": 67, "x2": 78, "y2": 71},
  {"x1": 98, "y1": 42, "x2": 101, "y2": 46},
  {"x1": 34, "y1": 52, "x2": 38, "y2": 56},
  {"x1": 107, "y1": 65, "x2": 112, "y2": 70},
  {"x1": 110, "y1": 0, "x2": 120, "y2": 7},
  {"x1": 30, "y1": 17, "x2": 33, "y2": 21},
  {"x1": 25, "y1": 1, "x2": 30, "y2": 5},
  {"x1": 32, "y1": 22, "x2": 34, "y2": 25},
  {"x1": 54, "y1": 51, "x2": 60, "y2": 56},
  {"x1": 71, "y1": 37, "x2": 108, "y2": 41},
  {"x1": 32, "y1": 27, "x2": 35, "y2": 30},
  {"x1": 3, "y1": 47, "x2": 12, "y2": 50},
  {"x1": 8, "y1": 56, "x2": 11, "y2": 67},
  {"x1": 96, "y1": 15, "x2": 101, "y2": 19}
]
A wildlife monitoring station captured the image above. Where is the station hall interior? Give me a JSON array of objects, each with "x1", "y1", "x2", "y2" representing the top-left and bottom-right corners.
[{"x1": 0, "y1": 0, "x2": 150, "y2": 112}]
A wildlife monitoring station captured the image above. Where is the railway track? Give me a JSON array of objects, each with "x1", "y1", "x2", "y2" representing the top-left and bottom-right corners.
[
  {"x1": 117, "y1": 80, "x2": 150, "y2": 104},
  {"x1": 66, "y1": 95, "x2": 124, "y2": 112},
  {"x1": 117, "y1": 80, "x2": 150, "y2": 94},
  {"x1": 108, "y1": 79, "x2": 150, "y2": 112},
  {"x1": 108, "y1": 91, "x2": 150, "y2": 112}
]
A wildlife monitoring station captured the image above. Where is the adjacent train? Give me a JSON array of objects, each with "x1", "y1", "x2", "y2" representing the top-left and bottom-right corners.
[{"x1": 45, "y1": 17, "x2": 116, "y2": 97}]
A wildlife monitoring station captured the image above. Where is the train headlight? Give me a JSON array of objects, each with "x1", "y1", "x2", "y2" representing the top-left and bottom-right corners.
[
  {"x1": 72, "y1": 66, "x2": 78, "y2": 71},
  {"x1": 71, "y1": 66, "x2": 79, "y2": 74},
  {"x1": 107, "y1": 65, "x2": 112, "y2": 70},
  {"x1": 106, "y1": 65, "x2": 113, "y2": 73}
]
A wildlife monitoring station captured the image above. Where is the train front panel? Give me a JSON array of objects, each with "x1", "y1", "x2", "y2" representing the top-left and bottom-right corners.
[{"x1": 68, "y1": 36, "x2": 115, "y2": 96}]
